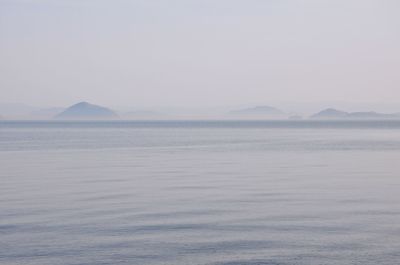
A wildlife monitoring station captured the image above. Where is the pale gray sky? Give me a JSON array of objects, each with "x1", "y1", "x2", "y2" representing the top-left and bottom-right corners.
[{"x1": 1, "y1": 0, "x2": 399, "y2": 108}]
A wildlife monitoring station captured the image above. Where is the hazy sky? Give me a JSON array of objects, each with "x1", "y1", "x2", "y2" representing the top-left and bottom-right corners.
[{"x1": 1, "y1": 0, "x2": 399, "y2": 108}]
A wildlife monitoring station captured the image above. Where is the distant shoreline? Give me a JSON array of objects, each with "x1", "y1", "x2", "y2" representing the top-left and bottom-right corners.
[{"x1": 2, "y1": 119, "x2": 400, "y2": 130}]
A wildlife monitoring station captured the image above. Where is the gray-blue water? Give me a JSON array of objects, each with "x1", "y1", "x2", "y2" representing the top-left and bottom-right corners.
[{"x1": 1, "y1": 120, "x2": 400, "y2": 265}]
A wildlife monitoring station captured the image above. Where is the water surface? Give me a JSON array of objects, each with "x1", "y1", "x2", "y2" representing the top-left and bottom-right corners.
[{"x1": 1, "y1": 121, "x2": 400, "y2": 265}]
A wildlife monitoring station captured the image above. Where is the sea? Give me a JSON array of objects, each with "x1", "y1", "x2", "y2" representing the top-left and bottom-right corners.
[{"x1": 1, "y1": 120, "x2": 400, "y2": 265}]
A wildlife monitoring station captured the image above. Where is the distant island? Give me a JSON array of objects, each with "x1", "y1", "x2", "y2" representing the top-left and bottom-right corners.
[
  {"x1": 122, "y1": 110, "x2": 164, "y2": 120},
  {"x1": 31, "y1": 107, "x2": 66, "y2": 119},
  {"x1": 289, "y1": 115, "x2": 303, "y2": 120},
  {"x1": 311, "y1": 108, "x2": 400, "y2": 120},
  {"x1": 54, "y1": 102, "x2": 118, "y2": 120},
  {"x1": 2, "y1": 102, "x2": 400, "y2": 121},
  {"x1": 229, "y1": 106, "x2": 287, "y2": 119}
]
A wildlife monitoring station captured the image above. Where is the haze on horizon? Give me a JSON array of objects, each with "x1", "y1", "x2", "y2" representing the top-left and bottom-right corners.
[{"x1": 1, "y1": 0, "x2": 400, "y2": 109}]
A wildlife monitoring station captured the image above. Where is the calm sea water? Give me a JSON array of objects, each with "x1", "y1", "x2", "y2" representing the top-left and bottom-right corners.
[{"x1": 1, "y1": 121, "x2": 400, "y2": 265}]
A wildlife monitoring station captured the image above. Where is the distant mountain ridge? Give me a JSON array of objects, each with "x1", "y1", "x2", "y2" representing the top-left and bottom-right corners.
[
  {"x1": 122, "y1": 110, "x2": 164, "y2": 120},
  {"x1": 0, "y1": 103, "x2": 38, "y2": 118},
  {"x1": 311, "y1": 108, "x2": 400, "y2": 119},
  {"x1": 229, "y1": 106, "x2": 286, "y2": 118},
  {"x1": 2, "y1": 102, "x2": 400, "y2": 120},
  {"x1": 311, "y1": 108, "x2": 349, "y2": 119},
  {"x1": 31, "y1": 107, "x2": 66, "y2": 119},
  {"x1": 55, "y1": 102, "x2": 118, "y2": 120}
]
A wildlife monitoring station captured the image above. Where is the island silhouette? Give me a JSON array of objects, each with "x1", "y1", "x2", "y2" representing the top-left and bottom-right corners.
[
  {"x1": 311, "y1": 108, "x2": 400, "y2": 120},
  {"x1": 54, "y1": 102, "x2": 118, "y2": 120}
]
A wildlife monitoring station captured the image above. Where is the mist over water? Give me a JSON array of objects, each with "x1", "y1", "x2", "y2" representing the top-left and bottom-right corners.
[
  {"x1": 1, "y1": 121, "x2": 400, "y2": 265},
  {"x1": 2, "y1": 1, "x2": 400, "y2": 263}
]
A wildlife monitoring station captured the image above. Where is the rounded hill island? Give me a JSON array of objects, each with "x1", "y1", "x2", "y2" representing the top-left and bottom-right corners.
[{"x1": 54, "y1": 102, "x2": 118, "y2": 120}]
